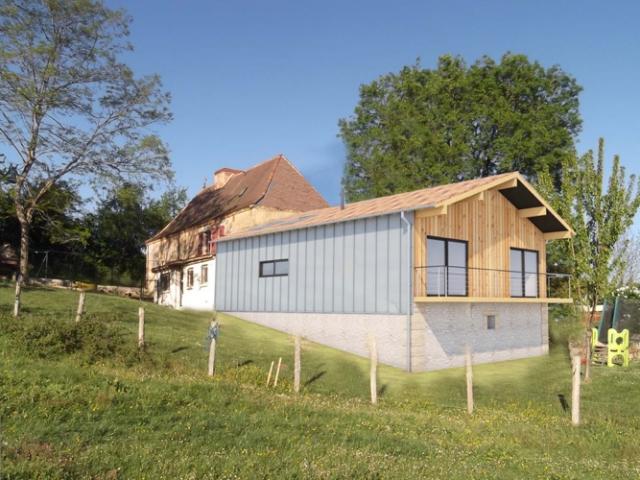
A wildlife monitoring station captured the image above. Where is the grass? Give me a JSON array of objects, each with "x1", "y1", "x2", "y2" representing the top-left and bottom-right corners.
[{"x1": 1, "y1": 286, "x2": 639, "y2": 479}]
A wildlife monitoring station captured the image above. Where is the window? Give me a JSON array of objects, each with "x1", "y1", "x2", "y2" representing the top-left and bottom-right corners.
[
  {"x1": 259, "y1": 259, "x2": 289, "y2": 278},
  {"x1": 186, "y1": 267, "x2": 194, "y2": 288},
  {"x1": 199, "y1": 230, "x2": 211, "y2": 256},
  {"x1": 159, "y1": 272, "x2": 170, "y2": 292},
  {"x1": 426, "y1": 237, "x2": 468, "y2": 296},
  {"x1": 486, "y1": 314, "x2": 496, "y2": 330},
  {"x1": 510, "y1": 248, "x2": 539, "y2": 297},
  {"x1": 201, "y1": 264, "x2": 208, "y2": 285}
]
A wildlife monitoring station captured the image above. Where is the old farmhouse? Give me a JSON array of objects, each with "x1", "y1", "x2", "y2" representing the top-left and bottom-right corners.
[
  {"x1": 145, "y1": 155, "x2": 328, "y2": 309},
  {"x1": 214, "y1": 172, "x2": 574, "y2": 371}
]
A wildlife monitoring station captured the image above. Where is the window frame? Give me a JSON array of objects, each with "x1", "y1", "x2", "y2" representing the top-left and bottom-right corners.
[
  {"x1": 509, "y1": 247, "x2": 539, "y2": 298},
  {"x1": 200, "y1": 264, "x2": 208, "y2": 286},
  {"x1": 159, "y1": 272, "x2": 170, "y2": 292},
  {"x1": 259, "y1": 259, "x2": 289, "y2": 278},
  {"x1": 186, "y1": 267, "x2": 194, "y2": 289},
  {"x1": 426, "y1": 235, "x2": 468, "y2": 297},
  {"x1": 485, "y1": 313, "x2": 496, "y2": 330}
]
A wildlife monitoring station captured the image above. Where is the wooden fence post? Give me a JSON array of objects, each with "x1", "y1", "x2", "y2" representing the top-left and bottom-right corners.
[
  {"x1": 294, "y1": 335, "x2": 301, "y2": 393},
  {"x1": 273, "y1": 357, "x2": 282, "y2": 387},
  {"x1": 465, "y1": 346, "x2": 474, "y2": 415},
  {"x1": 369, "y1": 336, "x2": 378, "y2": 405},
  {"x1": 138, "y1": 306, "x2": 145, "y2": 348},
  {"x1": 571, "y1": 354, "x2": 581, "y2": 426},
  {"x1": 74, "y1": 292, "x2": 85, "y2": 323},
  {"x1": 584, "y1": 331, "x2": 591, "y2": 383},
  {"x1": 266, "y1": 361, "x2": 274, "y2": 387},
  {"x1": 207, "y1": 320, "x2": 218, "y2": 377}
]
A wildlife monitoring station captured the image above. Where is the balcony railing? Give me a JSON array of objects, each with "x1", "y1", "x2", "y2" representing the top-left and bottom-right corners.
[{"x1": 414, "y1": 265, "x2": 572, "y2": 302}]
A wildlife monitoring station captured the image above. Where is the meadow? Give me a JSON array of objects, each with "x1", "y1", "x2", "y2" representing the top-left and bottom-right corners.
[{"x1": 1, "y1": 286, "x2": 638, "y2": 479}]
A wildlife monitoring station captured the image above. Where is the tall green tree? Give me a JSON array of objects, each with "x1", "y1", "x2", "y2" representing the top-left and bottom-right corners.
[
  {"x1": 539, "y1": 139, "x2": 640, "y2": 320},
  {"x1": 339, "y1": 53, "x2": 582, "y2": 201},
  {"x1": 0, "y1": 0, "x2": 173, "y2": 315},
  {"x1": 86, "y1": 185, "x2": 186, "y2": 285}
]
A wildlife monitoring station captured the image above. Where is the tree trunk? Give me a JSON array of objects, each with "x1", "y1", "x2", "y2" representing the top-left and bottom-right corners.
[{"x1": 13, "y1": 218, "x2": 30, "y2": 317}]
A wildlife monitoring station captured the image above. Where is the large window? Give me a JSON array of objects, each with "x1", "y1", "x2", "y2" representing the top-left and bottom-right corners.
[
  {"x1": 426, "y1": 237, "x2": 468, "y2": 296},
  {"x1": 259, "y1": 259, "x2": 289, "y2": 278},
  {"x1": 186, "y1": 267, "x2": 194, "y2": 289},
  {"x1": 510, "y1": 248, "x2": 539, "y2": 297},
  {"x1": 159, "y1": 272, "x2": 170, "y2": 292}
]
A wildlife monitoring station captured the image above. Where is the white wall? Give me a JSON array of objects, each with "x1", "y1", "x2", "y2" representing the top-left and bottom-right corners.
[
  {"x1": 411, "y1": 303, "x2": 548, "y2": 371},
  {"x1": 231, "y1": 311, "x2": 409, "y2": 369},
  {"x1": 155, "y1": 269, "x2": 181, "y2": 308},
  {"x1": 180, "y1": 259, "x2": 216, "y2": 311}
]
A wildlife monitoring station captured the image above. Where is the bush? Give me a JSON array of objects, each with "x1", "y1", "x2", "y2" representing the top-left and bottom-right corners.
[{"x1": 0, "y1": 312, "x2": 135, "y2": 364}]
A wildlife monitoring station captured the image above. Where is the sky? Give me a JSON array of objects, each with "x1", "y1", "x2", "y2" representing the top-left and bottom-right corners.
[{"x1": 110, "y1": 0, "x2": 639, "y2": 228}]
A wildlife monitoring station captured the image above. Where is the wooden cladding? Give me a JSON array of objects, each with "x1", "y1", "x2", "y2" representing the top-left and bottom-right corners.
[{"x1": 413, "y1": 189, "x2": 547, "y2": 298}]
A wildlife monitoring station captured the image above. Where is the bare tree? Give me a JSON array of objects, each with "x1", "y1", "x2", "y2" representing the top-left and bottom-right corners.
[{"x1": 0, "y1": 0, "x2": 172, "y2": 315}]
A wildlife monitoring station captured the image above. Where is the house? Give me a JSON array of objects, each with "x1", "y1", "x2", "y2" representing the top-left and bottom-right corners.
[
  {"x1": 213, "y1": 172, "x2": 574, "y2": 371},
  {"x1": 145, "y1": 155, "x2": 328, "y2": 310}
]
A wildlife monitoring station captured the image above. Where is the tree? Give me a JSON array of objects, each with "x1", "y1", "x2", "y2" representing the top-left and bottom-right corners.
[
  {"x1": 0, "y1": 0, "x2": 172, "y2": 316},
  {"x1": 538, "y1": 139, "x2": 640, "y2": 322},
  {"x1": 339, "y1": 53, "x2": 582, "y2": 201},
  {"x1": 86, "y1": 184, "x2": 186, "y2": 285}
]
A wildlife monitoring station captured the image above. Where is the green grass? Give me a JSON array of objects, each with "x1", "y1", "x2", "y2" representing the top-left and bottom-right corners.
[{"x1": 1, "y1": 287, "x2": 639, "y2": 479}]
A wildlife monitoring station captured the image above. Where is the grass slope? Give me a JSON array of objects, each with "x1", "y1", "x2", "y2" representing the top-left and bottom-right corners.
[{"x1": 1, "y1": 287, "x2": 639, "y2": 479}]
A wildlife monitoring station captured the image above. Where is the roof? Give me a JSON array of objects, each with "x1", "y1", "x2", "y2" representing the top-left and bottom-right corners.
[
  {"x1": 148, "y1": 155, "x2": 328, "y2": 242},
  {"x1": 219, "y1": 172, "x2": 574, "y2": 242}
]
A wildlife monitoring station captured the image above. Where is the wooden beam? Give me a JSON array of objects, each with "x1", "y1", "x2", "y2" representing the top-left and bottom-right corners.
[
  {"x1": 413, "y1": 296, "x2": 573, "y2": 304},
  {"x1": 468, "y1": 191, "x2": 484, "y2": 202},
  {"x1": 415, "y1": 205, "x2": 447, "y2": 218},
  {"x1": 544, "y1": 231, "x2": 572, "y2": 240},
  {"x1": 518, "y1": 206, "x2": 547, "y2": 218},
  {"x1": 493, "y1": 178, "x2": 518, "y2": 190}
]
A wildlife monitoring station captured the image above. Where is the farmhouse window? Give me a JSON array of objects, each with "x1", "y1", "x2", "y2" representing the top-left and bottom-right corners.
[
  {"x1": 259, "y1": 259, "x2": 289, "y2": 278},
  {"x1": 199, "y1": 230, "x2": 211, "y2": 255},
  {"x1": 159, "y1": 272, "x2": 170, "y2": 292},
  {"x1": 426, "y1": 236, "x2": 468, "y2": 296},
  {"x1": 186, "y1": 267, "x2": 194, "y2": 289},
  {"x1": 201, "y1": 264, "x2": 208, "y2": 285},
  {"x1": 510, "y1": 248, "x2": 538, "y2": 297}
]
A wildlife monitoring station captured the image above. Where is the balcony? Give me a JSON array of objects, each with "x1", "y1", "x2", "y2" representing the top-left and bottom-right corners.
[{"x1": 413, "y1": 265, "x2": 573, "y2": 304}]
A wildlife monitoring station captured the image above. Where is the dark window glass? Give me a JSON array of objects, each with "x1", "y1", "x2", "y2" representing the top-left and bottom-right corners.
[
  {"x1": 426, "y1": 237, "x2": 468, "y2": 296},
  {"x1": 486, "y1": 314, "x2": 496, "y2": 330},
  {"x1": 510, "y1": 248, "x2": 538, "y2": 297},
  {"x1": 260, "y1": 259, "x2": 289, "y2": 277}
]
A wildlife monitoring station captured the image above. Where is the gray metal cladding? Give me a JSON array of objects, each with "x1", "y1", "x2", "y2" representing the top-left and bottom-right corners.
[{"x1": 215, "y1": 212, "x2": 413, "y2": 315}]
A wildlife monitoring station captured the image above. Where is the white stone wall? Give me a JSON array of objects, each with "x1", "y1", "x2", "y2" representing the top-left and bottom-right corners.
[
  {"x1": 411, "y1": 303, "x2": 549, "y2": 371},
  {"x1": 156, "y1": 269, "x2": 181, "y2": 308},
  {"x1": 180, "y1": 259, "x2": 216, "y2": 311},
  {"x1": 231, "y1": 311, "x2": 409, "y2": 369}
]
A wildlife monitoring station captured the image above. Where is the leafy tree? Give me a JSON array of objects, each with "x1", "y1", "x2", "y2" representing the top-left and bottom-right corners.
[
  {"x1": 339, "y1": 53, "x2": 582, "y2": 201},
  {"x1": 0, "y1": 0, "x2": 173, "y2": 315},
  {"x1": 539, "y1": 139, "x2": 640, "y2": 322},
  {"x1": 86, "y1": 185, "x2": 186, "y2": 285}
]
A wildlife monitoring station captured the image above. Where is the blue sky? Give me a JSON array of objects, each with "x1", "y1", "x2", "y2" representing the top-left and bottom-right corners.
[{"x1": 111, "y1": 0, "x2": 639, "y2": 228}]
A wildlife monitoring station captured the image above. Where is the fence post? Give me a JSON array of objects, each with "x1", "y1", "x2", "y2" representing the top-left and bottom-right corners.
[
  {"x1": 584, "y1": 331, "x2": 591, "y2": 383},
  {"x1": 369, "y1": 336, "x2": 378, "y2": 405},
  {"x1": 294, "y1": 335, "x2": 301, "y2": 393},
  {"x1": 207, "y1": 323, "x2": 217, "y2": 378},
  {"x1": 571, "y1": 354, "x2": 581, "y2": 426},
  {"x1": 266, "y1": 361, "x2": 274, "y2": 387},
  {"x1": 138, "y1": 306, "x2": 145, "y2": 348},
  {"x1": 74, "y1": 292, "x2": 85, "y2": 323},
  {"x1": 273, "y1": 357, "x2": 282, "y2": 387},
  {"x1": 465, "y1": 346, "x2": 474, "y2": 415}
]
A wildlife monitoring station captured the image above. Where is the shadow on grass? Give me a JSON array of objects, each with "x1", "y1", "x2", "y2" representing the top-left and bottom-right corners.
[
  {"x1": 171, "y1": 346, "x2": 190, "y2": 354},
  {"x1": 304, "y1": 370, "x2": 327, "y2": 387},
  {"x1": 236, "y1": 359, "x2": 254, "y2": 368}
]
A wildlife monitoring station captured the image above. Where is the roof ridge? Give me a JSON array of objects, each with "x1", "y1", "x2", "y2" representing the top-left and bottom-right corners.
[
  {"x1": 276, "y1": 154, "x2": 329, "y2": 208},
  {"x1": 253, "y1": 155, "x2": 282, "y2": 207}
]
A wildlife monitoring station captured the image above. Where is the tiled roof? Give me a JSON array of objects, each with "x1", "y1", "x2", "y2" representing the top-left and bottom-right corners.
[
  {"x1": 148, "y1": 155, "x2": 328, "y2": 242},
  {"x1": 218, "y1": 172, "x2": 572, "y2": 241}
]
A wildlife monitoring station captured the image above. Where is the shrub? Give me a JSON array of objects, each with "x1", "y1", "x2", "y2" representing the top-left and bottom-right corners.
[{"x1": 0, "y1": 312, "x2": 135, "y2": 364}]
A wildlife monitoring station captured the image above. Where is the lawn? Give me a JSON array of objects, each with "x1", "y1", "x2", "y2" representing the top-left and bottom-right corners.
[{"x1": 1, "y1": 286, "x2": 639, "y2": 479}]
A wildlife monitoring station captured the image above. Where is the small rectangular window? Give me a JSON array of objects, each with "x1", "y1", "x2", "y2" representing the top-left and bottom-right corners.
[
  {"x1": 186, "y1": 268, "x2": 194, "y2": 288},
  {"x1": 201, "y1": 264, "x2": 208, "y2": 285},
  {"x1": 486, "y1": 314, "x2": 496, "y2": 330},
  {"x1": 159, "y1": 272, "x2": 170, "y2": 292},
  {"x1": 259, "y1": 259, "x2": 289, "y2": 278}
]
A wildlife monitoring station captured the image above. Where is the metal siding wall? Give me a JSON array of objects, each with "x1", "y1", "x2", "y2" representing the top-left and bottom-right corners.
[{"x1": 215, "y1": 212, "x2": 411, "y2": 314}]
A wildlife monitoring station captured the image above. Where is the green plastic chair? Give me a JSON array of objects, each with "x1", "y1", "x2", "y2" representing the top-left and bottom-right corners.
[{"x1": 607, "y1": 328, "x2": 630, "y2": 367}]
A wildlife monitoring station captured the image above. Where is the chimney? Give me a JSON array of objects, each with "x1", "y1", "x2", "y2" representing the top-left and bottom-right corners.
[{"x1": 213, "y1": 168, "x2": 243, "y2": 189}]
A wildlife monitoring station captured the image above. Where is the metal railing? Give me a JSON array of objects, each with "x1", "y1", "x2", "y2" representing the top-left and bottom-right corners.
[{"x1": 414, "y1": 265, "x2": 572, "y2": 299}]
